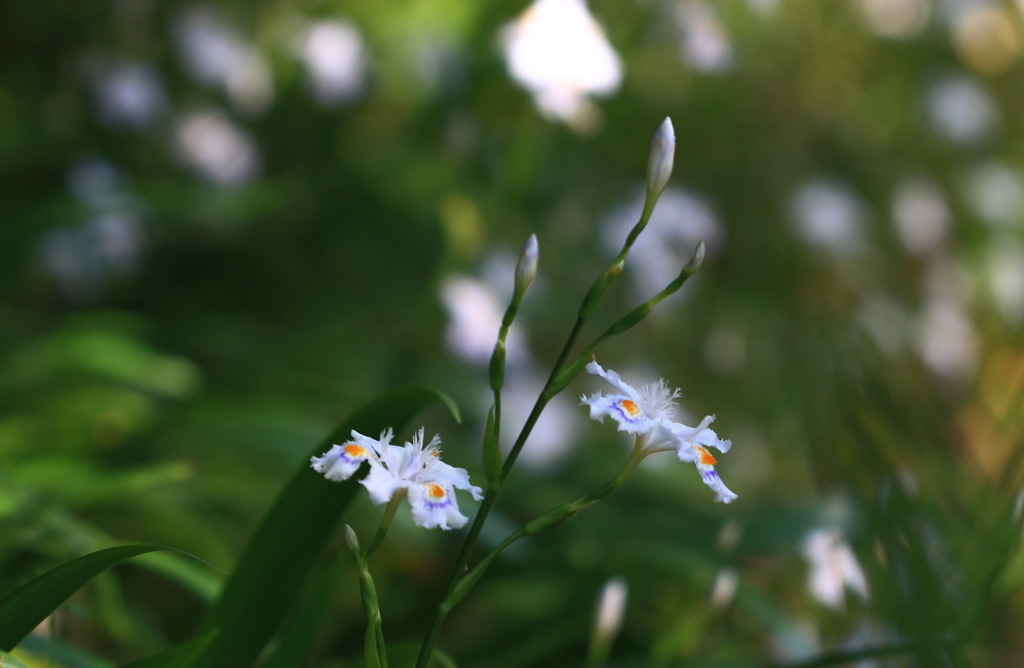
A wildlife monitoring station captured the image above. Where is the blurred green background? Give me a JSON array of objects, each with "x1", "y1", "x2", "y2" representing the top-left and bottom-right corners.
[{"x1": 2, "y1": 0, "x2": 1024, "y2": 665}]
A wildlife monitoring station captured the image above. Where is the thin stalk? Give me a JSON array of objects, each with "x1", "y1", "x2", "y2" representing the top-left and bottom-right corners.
[
  {"x1": 365, "y1": 490, "x2": 407, "y2": 557},
  {"x1": 415, "y1": 213, "x2": 662, "y2": 668},
  {"x1": 439, "y1": 438, "x2": 649, "y2": 614},
  {"x1": 414, "y1": 315, "x2": 587, "y2": 668}
]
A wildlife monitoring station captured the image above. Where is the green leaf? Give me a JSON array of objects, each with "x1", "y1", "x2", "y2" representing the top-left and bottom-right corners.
[
  {"x1": 118, "y1": 630, "x2": 218, "y2": 668},
  {"x1": 260, "y1": 569, "x2": 334, "y2": 668},
  {"x1": 0, "y1": 544, "x2": 166, "y2": 651},
  {"x1": 192, "y1": 386, "x2": 459, "y2": 668}
]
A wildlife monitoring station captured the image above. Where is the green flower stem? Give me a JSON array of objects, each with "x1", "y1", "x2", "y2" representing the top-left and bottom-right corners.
[
  {"x1": 414, "y1": 220, "x2": 674, "y2": 668},
  {"x1": 352, "y1": 550, "x2": 387, "y2": 668},
  {"x1": 413, "y1": 311, "x2": 590, "y2": 668},
  {"x1": 558, "y1": 241, "x2": 706, "y2": 385},
  {"x1": 616, "y1": 198, "x2": 657, "y2": 264},
  {"x1": 585, "y1": 630, "x2": 613, "y2": 668},
  {"x1": 365, "y1": 489, "x2": 407, "y2": 558},
  {"x1": 439, "y1": 437, "x2": 649, "y2": 614}
]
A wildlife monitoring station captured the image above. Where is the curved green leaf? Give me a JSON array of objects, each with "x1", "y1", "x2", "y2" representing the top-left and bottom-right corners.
[
  {"x1": 193, "y1": 386, "x2": 459, "y2": 668},
  {"x1": 0, "y1": 544, "x2": 166, "y2": 651},
  {"x1": 260, "y1": 569, "x2": 334, "y2": 668},
  {"x1": 119, "y1": 630, "x2": 218, "y2": 668}
]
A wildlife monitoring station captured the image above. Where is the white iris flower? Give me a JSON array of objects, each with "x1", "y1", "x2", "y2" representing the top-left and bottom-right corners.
[
  {"x1": 311, "y1": 428, "x2": 484, "y2": 530},
  {"x1": 581, "y1": 360, "x2": 737, "y2": 503}
]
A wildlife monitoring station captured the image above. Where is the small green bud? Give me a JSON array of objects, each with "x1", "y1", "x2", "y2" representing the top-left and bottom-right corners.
[
  {"x1": 646, "y1": 117, "x2": 675, "y2": 202},
  {"x1": 514, "y1": 233, "x2": 539, "y2": 298},
  {"x1": 682, "y1": 241, "x2": 705, "y2": 278}
]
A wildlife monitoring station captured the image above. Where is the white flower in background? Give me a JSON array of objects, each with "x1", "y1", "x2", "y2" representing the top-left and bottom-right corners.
[
  {"x1": 925, "y1": 74, "x2": 999, "y2": 146},
  {"x1": 593, "y1": 577, "x2": 628, "y2": 641},
  {"x1": 987, "y1": 239, "x2": 1024, "y2": 325},
  {"x1": 891, "y1": 177, "x2": 951, "y2": 257},
  {"x1": 675, "y1": 0, "x2": 735, "y2": 74},
  {"x1": 857, "y1": 0, "x2": 931, "y2": 40},
  {"x1": 582, "y1": 360, "x2": 737, "y2": 503},
  {"x1": 90, "y1": 59, "x2": 167, "y2": 130},
  {"x1": 174, "y1": 6, "x2": 274, "y2": 115},
  {"x1": 801, "y1": 528, "x2": 869, "y2": 610},
  {"x1": 312, "y1": 428, "x2": 483, "y2": 530},
  {"x1": 915, "y1": 298, "x2": 978, "y2": 379},
  {"x1": 298, "y1": 20, "x2": 367, "y2": 107},
  {"x1": 440, "y1": 276, "x2": 529, "y2": 367},
  {"x1": 789, "y1": 178, "x2": 867, "y2": 256},
  {"x1": 962, "y1": 162, "x2": 1024, "y2": 227},
  {"x1": 500, "y1": 0, "x2": 623, "y2": 126},
  {"x1": 746, "y1": 0, "x2": 780, "y2": 16},
  {"x1": 709, "y1": 567, "x2": 739, "y2": 608},
  {"x1": 174, "y1": 109, "x2": 261, "y2": 186}
]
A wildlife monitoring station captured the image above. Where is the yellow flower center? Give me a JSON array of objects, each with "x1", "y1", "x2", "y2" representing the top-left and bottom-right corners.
[
  {"x1": 426, "y1": 483, "x2": 446, "y2": 500},
  {"x1": 620, "y1": 400, "x2": 641, "y2": 417},
  {"x1": 695, "y1": 446, "x2": 717, "y2": 466}
]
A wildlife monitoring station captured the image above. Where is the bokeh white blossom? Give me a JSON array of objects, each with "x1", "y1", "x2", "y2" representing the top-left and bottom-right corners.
[
  {"x1": 295, "y1": 19, "x2": 368, "y2": 107},
  {"x1": 500, "y1": 0, "x2": 623, "y2": 129},
  {"x1": 174, "y1": 6, "x2": 274, "y2": 115},
  {"x1": 789, "y1": 179, "x2": 867, "y2": 256},
  {"x1": 925, "y1": 74, "x2": 999, "y2": 146},
  {"x1": 675, "y1": 0, "x2": 735, "y2": 74},
  {"x1": 174, "y1": 109, "x2": 261, "y2": 186},
  {"x1": 802, "y1": 528, "x2": 869, "y2": 610}
]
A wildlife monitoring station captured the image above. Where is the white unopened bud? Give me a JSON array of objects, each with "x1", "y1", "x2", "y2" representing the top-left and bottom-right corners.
[
  {"x1": 709, "y1": 568, "x2": 739, "y2": 609},
  {"x1": 646, "y1": 117, "x2": 675, "y2": 201},
  {"x1": 593, "y1": 577, "x2": 628, "y2": 641},
  {"x1": 514, "y1": 233, "x2": 539, "y2": 297}
]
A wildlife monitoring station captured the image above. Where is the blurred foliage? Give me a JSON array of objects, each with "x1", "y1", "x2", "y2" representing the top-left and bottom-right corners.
[{"x1": 2, "y1": 0, "x2": 1024, "y2": 666}]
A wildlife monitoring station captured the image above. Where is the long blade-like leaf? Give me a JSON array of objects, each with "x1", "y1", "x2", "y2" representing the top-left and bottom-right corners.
[
  {"x1": 118, "y1": 630, "x2": 218, "y2": 668},
  {"x1": 260, "y1": 569, "x2": 334, "y2": 668},
  {"x1": 0, "y1": 544, "x2": 166, "y2": 651},
  {"x1": 193, "y1": 386, "x2": 459, "y2": 668}
]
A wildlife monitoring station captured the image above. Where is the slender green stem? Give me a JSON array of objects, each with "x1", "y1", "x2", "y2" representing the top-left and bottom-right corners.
[
  {"x1": 414, "y1": 315, "x2": 587, "y2": 668},
  {"x1": 415, "y1": 213, "x2": 659, "y2": 667},
  {"x1": 439, "y1": 438, "x2": 649, "y2": 614},
  {"x1": 365, "y1": 489, "x2": 407, "y2": 557}
]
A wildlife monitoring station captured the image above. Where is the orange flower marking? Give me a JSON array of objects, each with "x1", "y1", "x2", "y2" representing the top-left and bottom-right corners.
[
  {"x1": 426, "y1": 483, "x2": 446, "y2": 500},
  {"x1": 344, "y1": 443, "x2": 366, "y2": 457},
  {"x1": 620, "y1": 399, "x2": 642, "y2": 417},
  {"x1": 695, "y1": 446, "x2": 717, "y2": 466}
]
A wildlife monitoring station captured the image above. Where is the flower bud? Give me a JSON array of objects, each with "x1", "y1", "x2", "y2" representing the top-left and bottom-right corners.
[
  {"x1": 683, "y1": 240, "x2": 705, "y2": 277},
  {"x1": 344, "y1": 524, "x2": 360, "y2": 554},
  {"x1": 514, "y1": 233, "x2": 539, "y2": 298},
  {"x1": 594, "y1": 577, "x2": 628, "y2": 641},
  {"x1": 646, "y1": 117, "x2": 675, "y2": 201}
]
